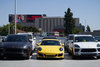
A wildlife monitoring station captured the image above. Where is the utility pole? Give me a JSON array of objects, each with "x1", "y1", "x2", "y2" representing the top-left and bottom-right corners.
[{"x1": 15, "y1": 0, "x2": 17, "y2": 34}]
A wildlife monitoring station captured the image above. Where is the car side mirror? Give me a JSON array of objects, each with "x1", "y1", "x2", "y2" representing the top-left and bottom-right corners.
[
  {"x1": 62, "y1": 44, "x2": 64, "y2": 46},
  {"x1": 96, "y1": 40, "x2": 98, "y2": 42},
  {"x1": 37, "y1": 43, "x2": 40, "y2": 46},
  {"x1": 29, "y1": 39, "x2": 32, "y2": 42}
]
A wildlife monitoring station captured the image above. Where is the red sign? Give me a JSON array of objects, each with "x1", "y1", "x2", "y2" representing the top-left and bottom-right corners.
[{"x1": 27, "y1": 15, "x2": 41, "y2": 20}]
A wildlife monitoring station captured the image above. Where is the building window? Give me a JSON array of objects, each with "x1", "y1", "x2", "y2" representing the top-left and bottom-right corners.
[
  {"x1": 46, "y1": 19, "x2": 48, "y2": 32},
  {"x1": 60, "y1": 19, "x2": 61, "y2": 25},
  {"x1": 56, "y1": 19, "x2": 58, "y2": 25},
  {"x1": 39, "y1": 19, "x2": 41, "y2": 28},
  {"x1": 50, "y1": 19, "x2": 51, "y2": 32},
  {"x1": 53, "y1": 19, "x2": 55, "y2": 28},
  {"x1": 43, "y1": 19, "x2": 45, "y2": 31}
]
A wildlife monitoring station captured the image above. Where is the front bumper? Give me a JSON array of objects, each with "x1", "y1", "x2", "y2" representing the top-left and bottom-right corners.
[
  {"x1": 37, "y1": 52, "x2": 64, "y2": 58},
  {"x1": 0, "y1": 48, "x2": 28, "y2": 58},
  {"x1": 73, "y1": 48, "x2": 100, "y2": 57}
]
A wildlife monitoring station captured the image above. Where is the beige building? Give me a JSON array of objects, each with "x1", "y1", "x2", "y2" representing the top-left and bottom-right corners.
[
  {"x1": 14, "y1": 14, "x2": 80, "y2": 32},
  {"x1": 35, "y1": 16, "x2": 79, "y2": 32}
]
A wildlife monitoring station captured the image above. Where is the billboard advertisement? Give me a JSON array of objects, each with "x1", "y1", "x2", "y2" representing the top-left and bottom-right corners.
[{"x1": 9, "y1": 14, "x2": 42, "y2": 22}]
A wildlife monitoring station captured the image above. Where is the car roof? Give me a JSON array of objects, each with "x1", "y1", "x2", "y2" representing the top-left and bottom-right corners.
[
  {"x1": 68, "y1": 34, "x2": 92, "y2": 37},
  {"x1": 8, "y1": 34, "x2": 27, "y2": 37},
  {"x1": 43, "y1": 36, "x2": 57, "y2": 39}
]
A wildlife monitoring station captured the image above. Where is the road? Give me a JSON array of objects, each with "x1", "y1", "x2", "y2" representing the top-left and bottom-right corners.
[{"x1": 0, "y1": 37, "x2": 100, "y2": 67}]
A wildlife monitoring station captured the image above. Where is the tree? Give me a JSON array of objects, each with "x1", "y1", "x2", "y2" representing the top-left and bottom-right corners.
[
  {"x1": 87, "y1": 25, "x2": 91, "y2": 32},
  {"x1": 79, "y1": 23, "x2": 82, "y2": 26},
  {"x1": 0, "y1": 24, "x2": 9, "y2": 36},
  {"x1": 64, "y1": 8, "x2": 75, "y2": 36},
  {"x1": 0, "y1": 23, "x2": 40, "y2": 36},
  {"x1": 73, "y1": 28, "x2": 83, "y2": 34}
]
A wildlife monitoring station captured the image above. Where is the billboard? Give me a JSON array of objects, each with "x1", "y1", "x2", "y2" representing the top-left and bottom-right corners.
[{"x1": 9, "y1": 14, "x2": 42, "y2": 22}]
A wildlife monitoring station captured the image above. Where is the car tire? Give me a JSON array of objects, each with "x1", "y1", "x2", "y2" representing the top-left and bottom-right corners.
[
  {"x1": 61, "y1": 58, "x2": 64, "y2": 59},
  {"x1": 30, "y1": 50, "x2": 33, "y2": 56},
  {"x1": 97, "y1": 56, "x2": 100, "y2": 59},
  {"x1": 30, "y1": 52, "x2": 32, "y2": 56},
  {"x1": 72, "y1": 50, "x2": 76, "y2": 59},
  {"x1": 26, "y1": 51, "x2": 30, "y2": 59},
  {"x1": 68, "y1": 49, "x2": 72, "y2": 55},
  {"x1": 66, "y1": 49, "x2": 68, "y2": 53},
  {"x1": 37, "y1": 57, "x2": 40, "y2": 59},
  {"x1": 0, "y1": 56, "x2": 4, "y2": 60}
]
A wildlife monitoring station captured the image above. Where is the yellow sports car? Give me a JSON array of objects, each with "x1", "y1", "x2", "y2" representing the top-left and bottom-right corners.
[{"x1": 37, "y1": 37, "x2": 64, "y2": 59}]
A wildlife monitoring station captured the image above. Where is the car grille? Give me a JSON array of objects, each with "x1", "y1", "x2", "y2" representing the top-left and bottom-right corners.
[
  {"x1": 81, "y1": 49, "x2": 96, "y2": 52},
  {"x1": 46, "y1": 55, "x2": 55, "y2": 57},
  {"x1": 39, "y1": 53, "x2": 43, "y2": 56},
  {"x1": 0, "y1": 48, "x2": 4, "y2": 53},
  {"x1": 97, "y1": 48, "x2": 100, "y2": 52},
  {"x1": 38, "y1": 53, "x2": 63, "y2": 57},
  {"x1": 5, "y1": 48, "x2": 22, "y2": 52},
  {"x1": 58, "y1": 54, "x2": 63, "y2": 56},
  {"x1": 75, "y1": 49, "x2": 80, "y2": 52},
  {"x1": 81, "y1": 53, "x2": 97, "y2": 56}
]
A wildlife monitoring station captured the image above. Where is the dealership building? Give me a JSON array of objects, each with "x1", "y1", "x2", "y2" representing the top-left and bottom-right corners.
[{"x1": 9, "y1": 14, "x2": 84, "y2": 33}]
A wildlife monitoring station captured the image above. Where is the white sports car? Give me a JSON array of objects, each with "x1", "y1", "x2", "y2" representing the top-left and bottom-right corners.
[{"x1": 68, "y1": 34, "x2": 100, "y2": 59}]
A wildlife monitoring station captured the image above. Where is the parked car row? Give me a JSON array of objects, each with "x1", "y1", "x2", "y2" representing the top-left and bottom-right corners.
[
  {"x1": 1, "y1": 33, "x2": 100, "y2": 60},
  {"x1": 64, "y1": 34, "x2": 100, "y2": 59}
]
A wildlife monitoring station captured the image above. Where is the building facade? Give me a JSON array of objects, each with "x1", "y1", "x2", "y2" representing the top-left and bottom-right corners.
[
  {"x1": 9, "y1": 14, "x2": 81, "y2": 32},
  {"x1": 35, "y1": 16, "x2": 80, "y2": 32}
]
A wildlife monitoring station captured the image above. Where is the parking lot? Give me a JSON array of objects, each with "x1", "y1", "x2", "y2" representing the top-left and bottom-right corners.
[{"x1": 0, "y1": 37, "x2": 100, "y2": 67}]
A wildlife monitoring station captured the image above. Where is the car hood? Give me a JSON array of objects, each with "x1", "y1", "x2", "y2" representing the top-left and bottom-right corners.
[
  {"x1": 38, "y1": 46, "x2": 64, "y2": 53},
  {"x1": 97, "y1": 42, "x2": 100, "y2": 44},
  {"x1": 74, "y1": 42, "x2": 98, "y2": 48},
  {"x1": 2, "y1": 42, "x2": 28, "y2": 48}
]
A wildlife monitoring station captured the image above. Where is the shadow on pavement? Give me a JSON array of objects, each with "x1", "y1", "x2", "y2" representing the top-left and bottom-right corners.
[{"x1": 0, "y1": 50, "x2": 98, "y2": 61}]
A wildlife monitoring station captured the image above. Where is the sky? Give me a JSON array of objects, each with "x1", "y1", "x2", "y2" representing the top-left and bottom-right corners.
[{"x1": 0, "y1": 0, "x2": 100, "y2": 32}]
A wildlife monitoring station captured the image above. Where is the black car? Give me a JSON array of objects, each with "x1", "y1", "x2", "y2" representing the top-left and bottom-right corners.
[{"x1": 0, "y1": 34, "x2": 32, "y2": 59}]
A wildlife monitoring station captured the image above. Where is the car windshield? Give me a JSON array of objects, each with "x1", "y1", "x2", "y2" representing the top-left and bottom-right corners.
[
  {"x1": 40, "y1": 40, "x2": 60, "y2": 46},
  {"x1": 95, "y1": 37, "x2": 100, "y2": 41},
  {"x1": 75, "y1": 36, "x2": 95, "y2": 42},
  {"x1": 6, "y1": 35, "x2": 27, "y2": 42},
  {"x1": 28, "y1": 35, "x2": 32, "y2": 39}
]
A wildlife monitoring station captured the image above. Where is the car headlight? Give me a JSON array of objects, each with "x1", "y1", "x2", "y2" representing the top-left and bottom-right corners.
[
  {"x1": 97, "y1": 44, "x2": 100, "y2": 47},
  {"x1": 23, "y1": 45, "x2": 27, "y2": 48},
  {"x1": 74, "y1": 44, "x2": 80, "y2": 48},
  {"x1": 59, "y1": 47, "x2": 63, "y2": 51},
  {"x1": 38, "y1": 47, "x2": 42, "y2": 51}
]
